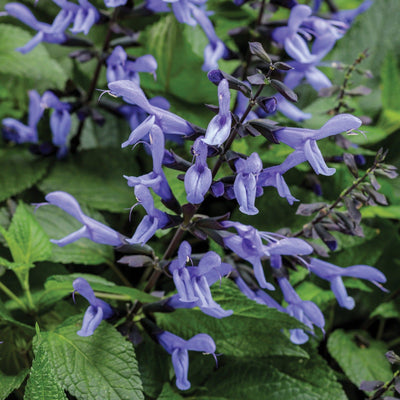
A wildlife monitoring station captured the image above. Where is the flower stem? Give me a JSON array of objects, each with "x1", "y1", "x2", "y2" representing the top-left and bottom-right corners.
[{"x1": 0, "y1": 281, "x2": 29, "y2": 312}]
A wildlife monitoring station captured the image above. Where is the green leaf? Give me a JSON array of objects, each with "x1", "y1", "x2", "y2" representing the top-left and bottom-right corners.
[
  {"x1": 203, "y1": 349, "x2": 346, "y2": 400},
  {"x1": 381, "y1": 52, "x2": 400, "y2": 110},
  {"x1": 0, "y1": 25, "x2": 67, "y2": 89},
  {"x1": 0, "y1": 148, "x2": 50, "y2": 203},
  {"x1": 370, "y1": 301, "x2": 400, "y2": 319},
  {"x1": 2, "y1": 202, "x2": 51, "y2": 266},
  {"x1": 43, "y1": 274, "x2": 158, "y2": 305},
  {"x1": 361, "y1": 205, "x2": 400, "y2": 220},
  {"x1": 34, "y1": 204, "x2": 114, "y2": 265},
  {"x1": 327, "y1": 329, "x2": 392, "y2": 388},
  {"x1": 25, "y1": 339, "x2": 67, "y2": 400},
  {"x1": 39, "y1": 315, "x2": 144, "y2": 400},
  {"x1": 38, "y1": 149, "x2": 139, "y2": 212},
  {"x1": 157, "y1": 384, "x2": 185, "y2": 400},
  {"x1": 141, "y1": 15, "x2": 216, "y2": 105},
  {"x1": 0, "y1": 369, "x2": 28, "y2": 400}
]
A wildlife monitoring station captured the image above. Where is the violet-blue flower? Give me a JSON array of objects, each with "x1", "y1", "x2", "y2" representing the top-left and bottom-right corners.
[
  {"x1": 222, "y1": 221, "x2": 275, "y2": 290},
  {"x1": 106, "y1": 46, "x2": 157, "y2": 84},
  {"x1": 108, "y1": 80, "x2": 193, "y2": 136},
  {"x1": 308, "y1": 258, "x2": 387, "y2": 310},
  {"x1": 104, "y1": 0, "x2": 127, "y2": 8},
  {"x1": 127, "y1": 185, "x2": 169, "y2": 245},
  {"x1": 278, "y1": 276, "x2": 325, "y2": 344},
  {"x1": 169, "y1": 241, "x2": 233, "y2": 317},
  {"x1": 69, "y1": 0, "x2": 100, "y2": 35},
  {"x1": 233, "y1": 152, "x2": 263, "y2": 215},
  {"x1": 73, "y1": 277, "x2": 113, "y2": 336},
  {"x1": 203, "y1": 79, "x2": 231, "y2": 146},
  {"x1": 184, "y1": 137, "x2": 212, "y2": 204},
  {"x1": 2, "y1": 90, "x2": 42, "y2": 143},
  {"x1": 274, "y1": 114, "x2": 362, "y2": 176},
  {"x1": 156, "y1": 330, "x2": 216, "y2": 390},
  {"x1": 41, "y1": 91, "x2": 71, "y2": 158},
  {"x1": 37, "y1": 191, "x2": 124, "y2": 246},
  {"x1": 5, "y1": 3, "x2": 69, "y2": 53}
]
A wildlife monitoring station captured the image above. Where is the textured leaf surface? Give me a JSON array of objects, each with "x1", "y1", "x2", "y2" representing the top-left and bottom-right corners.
[
  {"x1": 3, "y1": 202, "x2": 52, "y2": 265},
  {"x1": 39, "y1": 315, "x2": 143, "y2": 400},
  {"x1": 0, "y1": 148, "x2": 50, "y2": 203},
  {"x1": 157, "y1": 384, "x2": 185, "y2": 400},
  {"x1": 327, "y1": 329, "x2": 392, "y2": 387},
  {"x1": 0, "y1": 25, "x2": 66, "y2": 89},
  {"x1": 203, "y1": 349, "x2": 346, "y2": 400},
  {"x1": 25, "y1": 342, "x2": 67, "y2": 400},
  {"x1": 38, "y1": 149, "x2": 139, "y2": 212},
  {"x1": 0, "y1": 369, "x2": 28, "y2": 399},
  {"x1": 34, "y1": 204, "x2": 114, "y2": 265}
]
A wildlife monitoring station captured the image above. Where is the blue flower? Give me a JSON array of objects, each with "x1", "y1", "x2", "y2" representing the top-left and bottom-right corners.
[
  {"x1": 37, "y1": 191, "x2": 124, "y2": 246},
  {"x1": 308, "y1": 258, "x2": 387, "y2": 310},
  {"x1": 233, "y1": 152, "x2": 263, "y2": 215},
  {"x1": 203, "y1": 79, "x2": 231, "y2": 146},
  {"x1": 109, "y1": 80, "x2": 194, "y2": 137},
  {"x1": 274, "y1": 114, "x2": 362, "y2": 176},
  {"x1": 69, "y1": 0, "x2": 100, "y2": 35},
  {"x1": 106, "y1": 46, "x2": 157, "y2": 84},
  {"x1": 73, "y1": 277, "x2": 113, "y2": 336},
  {"x1": 168, "y1": 241, "x2": 233, "y2": 317},
  {"x1": 156, "y1": 330, "x2": 216, "y2": 390},
  {"x1": 2, "y1": 90, "x2": 42, "y2": 143},
  {"x1": 41, "y1": 91, "x2": 71, "y2": 158},
  {"x1": 5, "y1": 2, "x2": 69, "y2": 53},
  {"x1": 278, "y1": 277, "x2": 325, "y2": 344},
  {"x1": 184, "y1": 137, "x2": 212, "y2": 204},
  {"x1": 104, "y1": 0, "x2": 127, "y2": 8},
  {"x1": 127, "y1": 185, "x2": 170, "y2": 245},
  {"x1": 222, "y1": 221, "x2": 275, "y2": 290}
]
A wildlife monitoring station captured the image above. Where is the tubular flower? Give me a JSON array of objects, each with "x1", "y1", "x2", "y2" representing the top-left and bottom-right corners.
[
  {"x1": 278, "y1": 277, "x2": 325, "y2": 344},
  {"x1": 157, "y1": 330, "x2": 216, "y2": 390},
  {"x1": 127, "y1": 185, "x2": 169, "y2": 245},
  {"x1": 169, "y1": 241, "x2": 233, "y2": 317},
  {"x1": 37, "y1": 191, "x2": 124, "y2": 247},
  {"x1": 184, "y1": 137, "x2": 212, "y2": 204},
  {"x1": 308, "y1": 258, "x2": 387, "y2": 310},
  {"x1": 203, "y1": 79, "x2": 231, "y2": 146},
  {"x1": 2, "y1": 90, "x2": 42, "y2": 143},
  {"x1": 73, "y1": 277, "x2": 113, "y2": 337},
  {"x1": 233, "y1": 152, "x2": 263, "y2": 215},
  {"x1": 274, "y1": 114, "x2": 362, "y2": 176}
]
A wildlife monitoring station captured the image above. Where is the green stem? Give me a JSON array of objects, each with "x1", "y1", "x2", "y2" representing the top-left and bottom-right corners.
[
  {"x1": 0, "y1": 281, "x2": 28, "y2": 312},
  {"x1": 93, "y1": 291, "x2": 131, "y2": 301},
  {"x1": 106, "y1": 260, "x2": 132, "y2": 287}
]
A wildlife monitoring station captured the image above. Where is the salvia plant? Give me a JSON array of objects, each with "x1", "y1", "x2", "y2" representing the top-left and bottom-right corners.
[{"x1": 0, "y1": 0, "x2": 399, "y2": 399}]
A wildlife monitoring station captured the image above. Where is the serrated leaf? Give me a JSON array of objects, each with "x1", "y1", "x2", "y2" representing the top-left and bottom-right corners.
[
  {"x1": 203, "y1": 349, "x2": 346, "y2": 400},
  {"x1": 25, "y1": 341, "x2": 67, "y2": 400},
  {"x1": 0, "y1": 148, "x2": 50, "y2": 203},
  {"x1": 0, "y1": 369, "x2": 28, "y2": 400},
  {"x1": 0, "y1": 25, "x2": 66, "y2": 89},
  {"x1": 34, "y1": 204, "x2": 114, "y2": 265},
  {"x1": 38, "y1": 149, "x2": 139, "y2": 212},
  {"x1": 3, "y1": 202, "x2": 51, "y2": 265},
  {"x1": 327, "y1": 329, "x2": 392, "y2": 387},
  {"x1": 39, "y1": 315, "x2": 144, "y2": 400}
]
